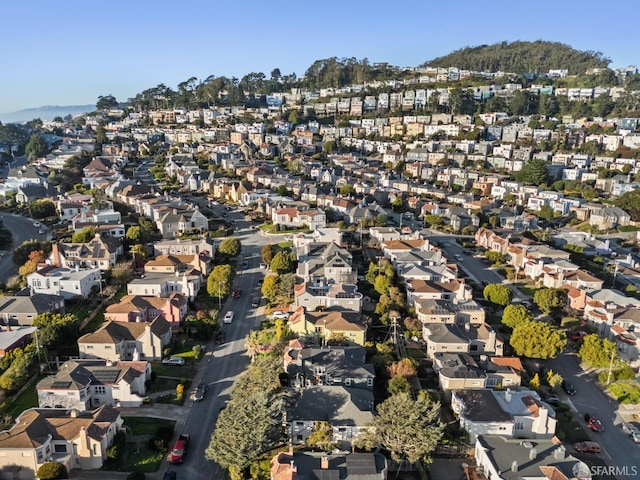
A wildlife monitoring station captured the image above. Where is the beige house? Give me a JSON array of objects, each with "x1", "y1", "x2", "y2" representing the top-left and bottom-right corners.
[
  {"x1": 424, "y1": 323, "x2": 503, "y2": 359},
  {"x1": 0, "y1": 405, "x2": 123, "y2": 475},
  {"x1": 77, "y1": 317, "x2": 171, "y2": 362},
  {"x1": 288, "y1": 308, "x2": 367, "y2": 346}
]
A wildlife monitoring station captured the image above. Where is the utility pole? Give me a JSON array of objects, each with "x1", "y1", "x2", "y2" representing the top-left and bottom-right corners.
[
  {"x1": 218, "y1": 281, "x2": 222, "y2": 312},
  {"x1": 606, "y1": 347, "x2": 616, "y2": 386}
]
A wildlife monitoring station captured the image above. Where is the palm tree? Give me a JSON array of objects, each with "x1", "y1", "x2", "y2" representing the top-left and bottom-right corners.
[{"x1": 245, "y1": 331, "x2": 260, "y2": 363}]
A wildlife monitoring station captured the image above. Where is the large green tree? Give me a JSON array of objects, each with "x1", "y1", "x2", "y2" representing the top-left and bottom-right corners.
[
  {"x1": 206, "y1": 264, "x2": 234, "y2": 298},
  {"x1": 29, "y1": 199, "x2": 56, "y2": 219},
  {"x1": 25, "y1": 133, "x2": 49, "y2": 160},
  {"x1": 520, "y1": 159, "x2": 548, "y2": 185},
  {"x1": 261, "y1": 275, "x2": 279, "y2": 302},
  {"x1": 71, "y1": 227, "x2": 96, "y2": 243},
  {"x1": 501, "y1": 304, "x2": 534, "y2": 329},
  {"x1": 483, "y1": 283, "x2": 513, "y2": 307},
  {"x1": 206, "y1": 356, "x2": 282, "y2": 470},
  {"x1": 578, "y1": 334, "x2": 617, "y2": 368},
  {"x1": 218, "y1": 237, "x2": 241, "y2": 257},
  {"x1": 36, "y1": 461, "x2": 68, "y2": 479},
  {"x1": 533, "y1": 288, "x2": 567, "y2": 313},
  {"x1": 260, "y1": 244, "x2": 275, "y2": 265},
  {"x1": 510, "y1": 321, "x2": 566, "y2": 358},
  {"x1": 270, "y1": 250, "x2": 296, "y2": 274},
  {"x1": 355, "y1": 391, "x2": 444, "y2": 464}
]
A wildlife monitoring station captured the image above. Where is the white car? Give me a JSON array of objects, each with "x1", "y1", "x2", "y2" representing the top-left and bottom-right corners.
[
  {"x1": 223, "y1": 311, "x2": 234, "y2": 324},
  {"x1": 454, "y1": 254, "x2": 464, "y2": 262},
  {"x1": 162, "y1": 356, "x2": 185, "y2": 366},
  {"x1": 271, "y1": 311, "x2": 290, "y2": 319},
  {"x1": 623, "y1": 423, "x2": 640, "y2": 443}
]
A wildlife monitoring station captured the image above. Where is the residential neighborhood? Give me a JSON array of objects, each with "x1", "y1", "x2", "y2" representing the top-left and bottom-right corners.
[{"x1": 1, "y1": 48, "x2": 640, "y2": 480}]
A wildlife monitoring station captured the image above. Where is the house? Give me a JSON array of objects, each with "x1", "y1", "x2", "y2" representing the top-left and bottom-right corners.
[
  {"x1": 155, "y1": 208, "x2": 209, "y2": 239},
  {"x1": 77, "y1": 317, "x2": 171, "y2": 362},
  {"x1": 294, "y1": 282, "x2": 363, "y2": 313},
  {"x1": 474, "y1": 435, "x2": 583, "y2": 480},
  {"x1": 126, "y1": 272, "x2": 201, "y2": 301},
  {"x1": 0, "y1": 405, "x2": 123, "y2": 474},
  {"x1": 0, "y1": 326, "x2": 37, "y2": 356},
  {"x1": 15, "y1": 184, "x2": 52, "y2": 204},
  {"x1": 284, "y1": 345, "x2": 374, "y2": 447},
  {"x1": 424, "y1": 323, "x2": 503, "y2": 358},
  {"x1": 272, "y1": 207, "x2": 327, "y2": 231},
  {"x1": 37, "y1": 359, "x2": 151, "y2": 409},
  {"x1": 49, "y1": 235, "x2": 123, "y2": 271},
  {"x1": 296, "y1": 242, "x2": 357, "y2": 285},
  {"x1": 104, "y1": 293, "x2": 188, "y2": 328},
  {"x1": 589, "y1": 206, "x2": 631, "y2": 230},
  {"x1": 288, "y1": 308, "x2": 367, "y2": 346},
  {"x1": 452, "y1": 389, "x2": 556, "y2": 442},
  {"x1": 433, "y1": 353, "x2": 522, "y2": 390},
  {"x1": 27, "y1": 266, "x2": 101, "y2": 299},
  {"x1": 270, "y1": 449, "x2": 387, "y2": 480},
  {"x1": 153, "y1": 237, "x2": 216, "y2": 258},
  {"x1": 0, "y1": 294, "x2": 65, "y2": 326}
]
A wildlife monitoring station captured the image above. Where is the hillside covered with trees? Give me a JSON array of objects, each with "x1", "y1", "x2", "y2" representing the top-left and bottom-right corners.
[{"x1": 423, "y1": 40, "x2": 611, "y2": 75}]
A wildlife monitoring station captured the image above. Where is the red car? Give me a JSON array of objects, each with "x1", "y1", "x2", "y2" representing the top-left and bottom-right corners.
[
  {"x1": 232, "y1": 290, "x2": 241, "y2": 299},
  {"x1": 585, "y1": 413, "x2": 604, "y2": 432},
  {"x1": 569, "y1": 331, "x2": 587, "y2": 342}
]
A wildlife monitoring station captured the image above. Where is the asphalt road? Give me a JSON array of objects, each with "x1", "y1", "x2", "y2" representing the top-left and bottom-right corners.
[
  {"x1": 0, "y1": 212, "x2": 48, "y2": 283},
  {"x1": 161, "y1": 212, "x2": 270, "y2": 480},
  {"x1": 547, "y1": 353, "x2": 640, "y2": 475}
]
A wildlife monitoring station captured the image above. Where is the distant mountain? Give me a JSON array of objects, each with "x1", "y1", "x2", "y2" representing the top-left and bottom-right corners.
[
  {"x1": 0, "y1": 105, "x2": 95, "y2": 123},
  {"x1": 423, "y1": 40, "x2": 611, "y2": 75}
]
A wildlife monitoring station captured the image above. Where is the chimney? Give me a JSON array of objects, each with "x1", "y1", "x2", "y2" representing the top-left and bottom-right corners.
[
  {"x1": 529, "y1": 448, "x2": 537, "y2": 460},
  {"x1": 70, "y1": 409, "x2": 79, "y2": 418},
  {"x1": 321, "y1": 456, "x2": 329, "y2": 470},
  {"x1": 52, "y1": 243, "x2": 61, "y2": 268},
  {"x1": 553, "y1": 445, "x2": 566, "y2": 460},
  {"x1": 511, "y1": 461, "x2": 518, "y2": 473},
  {"x1": 505, "y1": 388, "x2": 512, "y2": 402}
]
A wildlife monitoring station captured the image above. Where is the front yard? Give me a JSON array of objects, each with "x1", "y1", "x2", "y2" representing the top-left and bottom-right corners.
[{"x1": 607, "y1": 381, "x2": 640, "y2": 404}]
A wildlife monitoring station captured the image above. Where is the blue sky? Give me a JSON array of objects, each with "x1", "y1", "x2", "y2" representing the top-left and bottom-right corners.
[{"x1": 1, "y1": 0, "x2": 638, "y2": 113}]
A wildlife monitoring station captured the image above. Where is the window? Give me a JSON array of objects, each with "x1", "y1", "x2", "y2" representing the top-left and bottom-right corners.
[
  {"x1": 296, "y1": 435, "x2": 303, "y2": 441},
  {"x1": 515, "y1": 422, "x2": 524, "y2": 430},
  {"x1": 345, "y1": 378, "x2": 352, "y2": 386},
  {"x1": 95, "y1": 386, "x2": 106, "y2": 394},
  {"x1": 54, "y1": 445, "x2": 67, "y2": 453},
  {"x1": 295, "y1": 422, "x2": 304, "y2": 426},
  {"x1": 367, "y1": 378, "x2": 373, "y2": 387}
]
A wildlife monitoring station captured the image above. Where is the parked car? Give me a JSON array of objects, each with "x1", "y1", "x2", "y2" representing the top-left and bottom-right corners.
[
  {"x1": 162, "y1": 356, "x2": 185, "y2": 366},
  {"x1": 271, "y1": 311, "x2": 289, "y2": 319},
  {"x1": 251, "y1": 297, "x2": 261, "y2": 308},
  {"x1": 568, "y1": 331, "x2": 588, "y2": 342},
  {"x1": 585, "y1": 413, "x2": 604, "y2": 432},
  {"x1": 223, "y1": 311, "x2": 234, "y2": 324},
  {"x1": 215, "y1": 330, "x2": 225, "y2": 345},
  {"x1": 574, "y1": 441, "x2": 601, "y2": 454},
  {"x1": 163, "y1": 472, "x2": 177, "y2": 480},
  {"x1": 242, "y1": 259, "x2": 249, "y2": 269},
  {"x1": 232, "y1": 289, "x2": 241, "y2": 299},
  {"x1": 454, "y1": 253, "x2": 464, "y2": 262},
  {"x1": 168, "y1": 434, "x2": 190, "y2": 464},
  {"x1": 194, "y1": 382, "x2": 207, "y2": 402},
  {"x1": 543, "y1": 395, "x2": 561, "y2": 405},
  {"x1": 622, "y1": 423, "x2": 640, "y2": 443},
  {"x1": 562, "y1": 380, "x2": 576, "y2": 396}
]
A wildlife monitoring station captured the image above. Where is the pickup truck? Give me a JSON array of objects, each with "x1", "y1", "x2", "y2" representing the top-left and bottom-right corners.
[{"x1": 168, "y1": 434, "x2": 190, "y2": 464}]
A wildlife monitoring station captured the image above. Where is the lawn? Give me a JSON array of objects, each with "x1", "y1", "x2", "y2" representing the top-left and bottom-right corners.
[
  {"x1": 406, "y1": 348, "x2": 427, "y2": 360},
  {"x1": 0, "y1": 374, "x2": 46, "y2": 419},
  {"x1": 608, "y1": 381, "x2": 640, "y2": 404},
  {"x1": 114, "y1": 417, "x2": 176, "y2": 473},
  {"x1": 518, "y1": 285, "x2": 538, "y2": 297},
  {"x1": 123, "y1": 417, "x2": 174, "y2": 436}
]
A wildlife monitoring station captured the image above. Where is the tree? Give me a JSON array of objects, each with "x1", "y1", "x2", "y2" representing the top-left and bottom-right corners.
[
  {"x1": 510, "y1": 321, "x2": 567, "y2": 358},
  {"x1": 36, "y1": 461, "x2": 68, "y2": 479},
  {"x1": 25, "y1": 133, "x2": 49, "y2": 160},
  {"x1": 96, "y1": 94, "x2": 119, "y2": 111},
  {"x1": 520, "y1": 158, "x2": 548, "y2": 185},
  {"x1": 483, "y1": 283, "x2": 513, "y2": 307},
  {"x1": 33, "y1": 312, "x2": 80, "y2": 349},
  {"x1": 261, "y1": 275, "x2": 279, "y2": 302},
  {"x1": 388, "y1": 358, "x2": 417, "y2": 378},
  {"x1": 95, "y1": 125, "x2": 107, "y2": 144},
  {"x1": 533, "y1": 288, "x2": 567, "y2": 313},
  {"x1": 355, "y1": 391, "x2": 444, "y2": 464},
  {"x1": 19, "y1": 249, "x2": 46, "y2": 278},
  {"x1": 12, "y1": 240, "x2": 51, "y2": 266},
  {"x1": 546, "y1": 369, "x2": 563, "y2": 389},
  {"x1": 29, "y1": 199, "x2": 56, "y2": 219},
  {"x1": 501, "y1": 304, "x2": 534, "y2": 329},
  {"x1": 270, "y1": 250, "x2": 296, "y2": 274},
  {"x1": 306, "y1": 421, "x2": 336, "y2": 451},
  {"x1": 365, "y1": 262, "x2": 377, "y2": 285},
  {"x1": 578, "y1": 334, "x2": 617, "y2": 368},
  {"x1": 218, "y1": 237, "x2": 241, "y2": 257},
  {"x1": 71, "y1": 227, "x2": 96, "y2": 243},
  {"x1": 530, "y1": 373, "x2": 540, "y2": 390},
  {"x1": 536, "y1": 205, "x2": 555, "y2": 222},
  {"x1": 388, "y1": 375, "x2": 411, "y2": 395},
  {"x1": 323, "y1": 140, "x2": 337, "y2": 154},
  {"x1": 206, "y1": 357, "x2": 282, "y2": 470},
  {"x1": 374, "y1": 274, "x2": 392, "y2": 296},
  {"x1": 424, "y1": 214, "x2": 444, "y2": 227},
  {"x1": 340, "y1": 184, "x2": 355, "y2": 196},
  {"x1": 261, "y1": 244, "x2": 275, "y2": 265},
  {"x1": 206, "y1": 264, "x2": 234, "y2": 298}
]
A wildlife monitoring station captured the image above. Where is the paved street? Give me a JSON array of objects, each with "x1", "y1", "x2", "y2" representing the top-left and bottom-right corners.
[
  {"x1": 547, "y1": 353, "x2": 640, "y2": 473},
  {"x1": 0, "y1": 212, "x2": 47, "y2": 283}
]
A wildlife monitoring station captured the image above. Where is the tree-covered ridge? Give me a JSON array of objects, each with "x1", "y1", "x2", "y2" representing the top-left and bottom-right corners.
[{"x1": 424, "y1": 40, "x2": 611, "y2": 75}]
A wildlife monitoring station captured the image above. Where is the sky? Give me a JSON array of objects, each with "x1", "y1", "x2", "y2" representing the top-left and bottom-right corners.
[{"x1": 1, "y1": 0, "x2": 639, "y2": 114}]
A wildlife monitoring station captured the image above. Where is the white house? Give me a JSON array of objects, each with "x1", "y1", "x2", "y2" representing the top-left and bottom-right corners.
[{"x1": 27, "y1": 266, "x2": 101, "y2": 299}]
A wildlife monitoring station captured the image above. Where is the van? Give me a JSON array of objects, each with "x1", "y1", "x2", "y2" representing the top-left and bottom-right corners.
[
  {"x1": 251, "y1": 297, "x2": 260, "y2": 308},
  {"x1": 573, "y1": 441, "x2": 601, "y2": 454}
]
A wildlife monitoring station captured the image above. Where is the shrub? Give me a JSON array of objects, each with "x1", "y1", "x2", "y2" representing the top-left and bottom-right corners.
[{"x1": 36, "y1": 462, "x2": 68, "y2": 479}]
